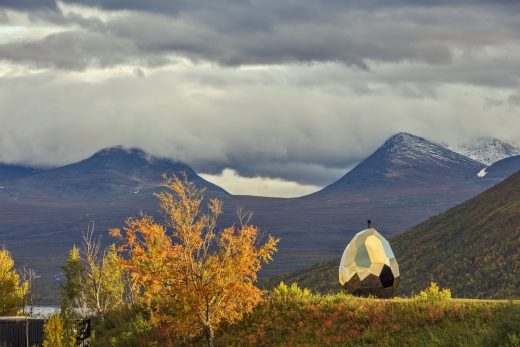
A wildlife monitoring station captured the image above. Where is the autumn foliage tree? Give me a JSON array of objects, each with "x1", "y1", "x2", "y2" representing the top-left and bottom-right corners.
[
  {"x1": 0, "y1": 247, "x2": 28, "y2": 316},
  {"x1": 111, "y1": 174, "x2": 279, "y2": 346}
]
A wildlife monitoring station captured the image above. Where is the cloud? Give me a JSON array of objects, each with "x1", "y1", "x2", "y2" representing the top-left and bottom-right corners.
[
  {"x1": 0, "y1": 63, "x2": 518, "y2": 189},
  {"x1": 508, "y1": 91, "x2": 520, "y2": 106},
  {"x1": 200, "y1": 169, "x2": 320, "y2": 198}
]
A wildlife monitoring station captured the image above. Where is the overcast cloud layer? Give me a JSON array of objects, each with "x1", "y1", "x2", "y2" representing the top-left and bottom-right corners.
[{"x1": 0, "y1": 1, "x2": 519, "y2": 196}]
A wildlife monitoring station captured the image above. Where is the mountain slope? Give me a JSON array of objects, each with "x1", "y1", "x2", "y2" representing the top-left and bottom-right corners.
[
  {"x1": 475, "y1": 155, "x2": 520, "y2": 185},
  {"x1": 264, "y1": 169, "x2": 520, "y2": 298},
  {"x1": 0, "y1": 163, "x2": 41, "y2": 185},
  {"x1": 447, "y1": 137, "x2": 520, "y2": 165},
  {"x1": 393, "y1": 169, "x2": 520, "y2": 298}
]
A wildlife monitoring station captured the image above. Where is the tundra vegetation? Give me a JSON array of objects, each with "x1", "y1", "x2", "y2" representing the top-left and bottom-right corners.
[{"x1": 1, "y1": 175, "x2": 519, "y2": 346}]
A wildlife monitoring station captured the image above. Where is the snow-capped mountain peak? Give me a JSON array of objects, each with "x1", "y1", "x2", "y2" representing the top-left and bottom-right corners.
[
  {"x1": 446, "y1": 137, "x2": 520, "y2": 166},
  {"x1": 381, "y1": 132, "x2": 476, "y2": 167},
  {"x1": 316, "y1": 132, "x2": 485, "y2": 195}
]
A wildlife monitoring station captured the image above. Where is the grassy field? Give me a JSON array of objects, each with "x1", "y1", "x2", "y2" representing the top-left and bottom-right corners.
[
  {"x1": 90, "y1": 283, "x2": 520, "y2": 346},
  {"x1": 214, "y1": 284, "x2": 520, "y2": 347}
]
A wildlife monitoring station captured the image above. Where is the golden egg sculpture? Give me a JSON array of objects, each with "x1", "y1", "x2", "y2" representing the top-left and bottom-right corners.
[{"x1": 339, "y1": 228, "x2": 399, "y2": 298}]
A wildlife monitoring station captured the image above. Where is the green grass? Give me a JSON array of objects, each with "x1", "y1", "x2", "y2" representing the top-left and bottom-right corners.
[
  {"x1": 214, "y1": 288, "x2": 520, "y2": 347},
  {"x1": 89, "y1": 284, "x2": 520, "y2": 346}
]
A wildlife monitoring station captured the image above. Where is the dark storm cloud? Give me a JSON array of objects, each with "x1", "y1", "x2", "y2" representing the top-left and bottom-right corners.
[
  {"x1": 0, "y1": 30, "x2": 170, "y2": 70},
  {"x1": 4, "y1": 0, "x2": 519, "y2": 12},
  {"x1": 0, "y1": 31, "x2": 135, "y2": 69},
  {"x1": 60, "y1": 0, "x2": 520, "y2": 15},
  {"x1": 0, "y1": 0, "x2": 57, "y2": 11},
  {"x1": 0, "y1": 0, "x2": 519, "y2": 76}
]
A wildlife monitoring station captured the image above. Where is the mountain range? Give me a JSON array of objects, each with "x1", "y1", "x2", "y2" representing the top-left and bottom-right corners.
[{"x1": 1, "y1": 133, "x2": 519, "y2": 296}]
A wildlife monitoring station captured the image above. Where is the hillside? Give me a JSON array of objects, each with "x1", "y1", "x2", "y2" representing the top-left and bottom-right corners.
[
  {"x1": 476, "y1": 155, "x2": 520, "y2": 185},
  {"x1": 0, "y1": 163, "x2": 41, "y2": 185},
  {"x1": 265, "y1": 169, "x2": 520, "y2": 298},
  {"x1": 393, "y1": 169, "x2": 520, "y2": 298}
]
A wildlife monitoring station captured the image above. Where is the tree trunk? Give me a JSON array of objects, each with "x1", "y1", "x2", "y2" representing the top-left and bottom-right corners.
[{"x1": 204, "y1": 325, "x2": 214, "y2": 347}]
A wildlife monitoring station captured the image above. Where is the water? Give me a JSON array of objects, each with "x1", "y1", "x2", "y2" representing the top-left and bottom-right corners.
[{"x1": 27, "y1": 306, "x2": 59, "y2": 318}]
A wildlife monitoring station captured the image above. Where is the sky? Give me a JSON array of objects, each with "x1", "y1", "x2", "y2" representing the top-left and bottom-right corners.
[{"x1": 0, "y1": 1, "x2": 519, "y2": 197}]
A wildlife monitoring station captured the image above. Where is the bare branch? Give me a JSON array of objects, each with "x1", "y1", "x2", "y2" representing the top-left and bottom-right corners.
[
  {"x1": 22, "y1": 266, "x2": 37, "y2": 316},
  {"x1": 236, "y1": 206, "x2": 253, "y2": 228}
]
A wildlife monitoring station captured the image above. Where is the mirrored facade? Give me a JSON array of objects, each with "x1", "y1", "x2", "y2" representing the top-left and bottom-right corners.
[{"x1": 339, "y1": 228, "x2": 399, "y2": 298}]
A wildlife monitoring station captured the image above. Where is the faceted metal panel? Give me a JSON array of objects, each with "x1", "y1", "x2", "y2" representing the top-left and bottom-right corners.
[
  {"x1": 339, "y1": 228, "x2": 400, "y2": 298},
  {"x1": 355, "y1": 243, "x2": 371, "y2": 267},
  {"x1": 343, "y1": 273, "x2": 362, "y2": 292}
]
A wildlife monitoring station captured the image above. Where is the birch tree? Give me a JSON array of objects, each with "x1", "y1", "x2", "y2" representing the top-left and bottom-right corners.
[{"x1": 111, "y1": 174, "x2": 279, "y2": 346}]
